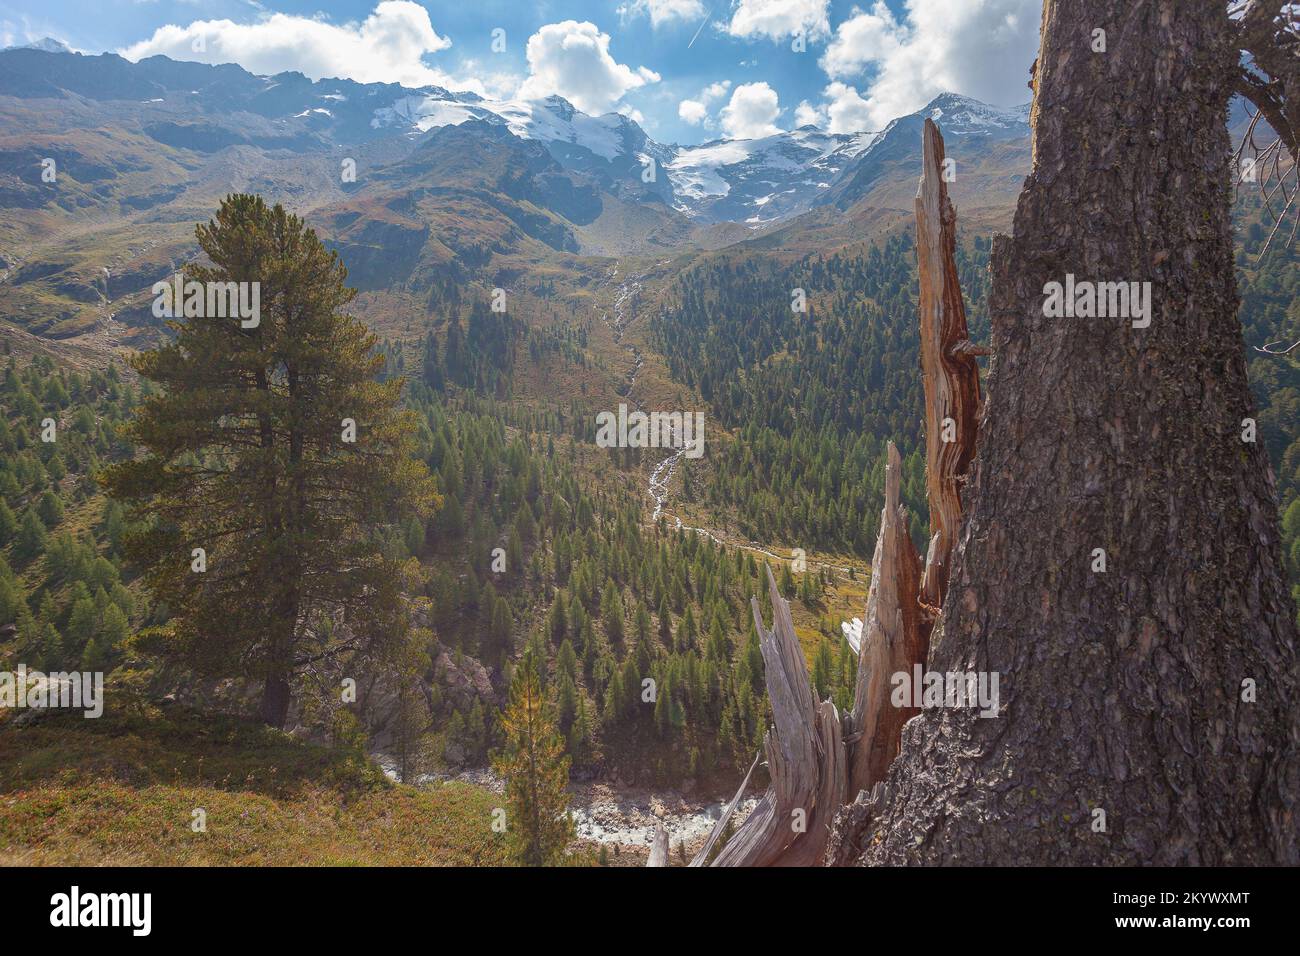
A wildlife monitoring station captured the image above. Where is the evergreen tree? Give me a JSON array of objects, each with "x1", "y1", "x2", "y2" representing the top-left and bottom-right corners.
[
  {"x1": 36, "y1": 490, "x2": 63, "y2": 528},
  {"x1": 102, "y1": 194, "x2": 439, "y2": 727},
  {"x1": 778, "y1": 560, "x2": 795, "y2": 598},
  {"x1": 492, "y1": 655, "x2": 573, "y2": 866},
  {"x1": 600, "y1": 579, "x2": 624, "y2": 646},
  {"x1": 0, "y1": 499, "x2": 16, "y2": 547},
  {"x1": 15, "y1": 508, "x2": 47, "y2": 563}
]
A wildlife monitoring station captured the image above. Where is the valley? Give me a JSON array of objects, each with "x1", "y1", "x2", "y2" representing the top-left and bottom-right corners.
[{"x1": 0, "y1": 41, "x2": 1296, "y2": 869}]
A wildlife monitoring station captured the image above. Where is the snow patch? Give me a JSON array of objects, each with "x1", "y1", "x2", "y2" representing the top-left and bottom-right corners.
[{"x1": 372, "y1": 93, "x2": 631, "y2": 161}]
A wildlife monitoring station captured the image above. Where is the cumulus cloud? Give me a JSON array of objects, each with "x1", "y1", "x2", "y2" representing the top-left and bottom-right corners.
[
  {"x1": 720, "y1": 81, "x2": 782, "y2": 139},
  {"x1": 821, "y1": 81, "x2": 874, "y2": 133},
  {"x1": 618, "y1": 103, "x2": 648, "y2": 124},
  {"x1": 794, "y1": 99, "x2": 826, "y2": 128},
  {"x1": 701, "y1": 81, "x2": 733, "y2": 102},
  {"x1": 678, "y1": 80, "x2": 731, "y2": 126},
  {"x1": 118, "y1": 1, "x2": 478, "y2": 91},
  {"x1": 516, "y1": 20, "x2": 660, "y2": 115},
  {"x1": 819, "y1": 1, "x2": 903, "y2": 78},
  {"x1": 818, "y1": 0, "x2": 1039, "y2": 127},
  {"x1": 727, "y1": 0, "x2": 830, "y2": 42},
  {"x1": 618, "y1": 0, "x2": 707, "y2": 29},
  {"x1": 679, "y1": 100, "x2": 708, "y2": 124}
]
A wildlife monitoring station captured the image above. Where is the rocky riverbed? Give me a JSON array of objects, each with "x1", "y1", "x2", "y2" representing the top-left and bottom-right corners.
[{"x1": 376, "y1": 759, "x2": 755, "y2": 861}]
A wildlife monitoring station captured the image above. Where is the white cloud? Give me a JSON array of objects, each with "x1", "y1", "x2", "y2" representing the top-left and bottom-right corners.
[
  {"x1": 794, "y1": 99, "x2": 826, "y2": 128},
  {"x1": 727, "y1": 0, "x2": 830, "y2": 42},
  {"x1": 516, "y1": 20, "x2": 659, "y2": 115},
  {"x1": 819, "y1": 1, "x2": 903, "y2": 78},
  {"x1": 618, "y1": 0, "x2": 707, "y2": 28},
  {"x1": 821, "y1": 81, "x2": 874, "y2": 133},
  {"x1": 679, "y1": 100, "x2": 709, "y2": 124},
  {"x1": 700, "y1": 81, "x2": 733, "y2": 103},
  {"x1": 618, "y1": 103, "x2": 648, "y2": 124},
  {"x1": 118, "y1": 1, "x2": 482, "y2": 91},
  {"x1": 720, "y1": 81, "x2": 782, "y2": 139},
  {"x1": 819, "y1": 0, "x2": 1039, "y2": 127},
  {"x1": 679, "y1": 79, "x2": 732, "y2": 126}
]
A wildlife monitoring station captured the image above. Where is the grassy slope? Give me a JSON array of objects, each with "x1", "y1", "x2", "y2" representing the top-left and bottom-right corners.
[{"x1": 0, "y1": 705, "x2": 509, "y2": 866}]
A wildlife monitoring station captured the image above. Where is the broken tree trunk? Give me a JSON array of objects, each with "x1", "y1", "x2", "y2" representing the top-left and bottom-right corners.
[
  {"x1": 838, "y1": 0, "x2": 1300, "y2": 865},
  {"x1": 688, "y1": 750, "x2": 760, "y2": 866},
  {"x1": 697, "y1": 124, "x2": 982, "y2": 864},
  {"x1": 697, "y1": 565, "x2": 847, "y2": 866},
  {"x1": 844, "y1": 442, "x2": 926, "y2": 800},
  {"x1": 828, "y1": 131, "x2": 980, "y2": 856},
  {"x1": 646, "y1": 824, "x2": 669, "y2": 867},
  {"x1": 915, "y1": 118, "x2": 983, "y2": 614}
]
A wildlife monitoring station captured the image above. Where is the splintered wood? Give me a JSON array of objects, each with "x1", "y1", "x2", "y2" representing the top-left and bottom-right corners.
[
  {"x1": 688, "y1": 566, "x2": 846, "y2": 867},
  {"x1": 663, "y1": 120, "x2": 980, "y2": 867},
  {"x1": 646, "y1": 824, "x2": 669, "y2": 867},
  {"x1": 846, "y1": 442, "x2": 925, "y2": 798},
  {"x1": 915, "y1": 118, "x2": 983, "y2": 613}
]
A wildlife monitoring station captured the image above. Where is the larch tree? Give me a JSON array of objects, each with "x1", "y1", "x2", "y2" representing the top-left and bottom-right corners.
[
  {"x1": 493, "y1": 654, "x2": 574, "y2": 866},
  {"x1": 103, "y1": 194, "x2": 439, "y2": 728}
]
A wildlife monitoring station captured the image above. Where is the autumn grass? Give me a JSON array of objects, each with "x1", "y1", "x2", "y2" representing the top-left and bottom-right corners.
[{"x1": 0, "y1": 704, "x2": 510, "y2": 866}]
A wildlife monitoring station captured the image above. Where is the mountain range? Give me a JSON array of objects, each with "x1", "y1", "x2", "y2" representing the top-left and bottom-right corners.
[{"x1": 0, "y1": 44, "x2": 1031, "y2": 342}]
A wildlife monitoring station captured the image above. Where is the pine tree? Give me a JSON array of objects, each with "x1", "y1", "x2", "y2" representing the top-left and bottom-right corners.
[
  {"x1": 600, "y1": 579, "x2": 624, "y2": 646},
  {"x1": 811, "y1": 638, "x2": 833, "y2": 702},
  {"x1": 36, "y1": 490, "x2": 63, "y2": 528},
  {"x1": 63, "y1": 597, "x2": 97, "y2": 660},
  {"x1": 556, "y1": 674, "x2": 578, "y2": 733},
  {"x1": 0, "y1": 500, "x2": 16, "y2": 547},
  {"x1": 568, "y1": 695, "x2": 595, "y2": 768},
  {"x1": 492, "y1": 655, "x2": 574, "y2": 866},
  {"x1": 97, "y1": 603, "x2": 129, "y2": 655},
  {"x1": 778, "y1": 560, "x2": 795, "y2": 598},
  {"x1": 15, "y1": 508, "x2": 47, "y2": 563},
  {"x1": 657, "y1": 595, "x2": 673, "y2": 646},
  {"x1": 102, "y1": 194, "x2": 439, "y2": 727},
  {"x1": 421, "y1": 331, "x2": 445, "y2": 390}
]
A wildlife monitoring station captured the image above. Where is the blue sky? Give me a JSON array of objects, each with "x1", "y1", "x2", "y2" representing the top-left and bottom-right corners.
[{"x1": 0, "y1": 1, "x2": 1041, "y2": 144}]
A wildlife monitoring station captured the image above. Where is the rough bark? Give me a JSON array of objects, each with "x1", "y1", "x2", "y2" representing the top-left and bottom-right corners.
[
  {"x1": 845, "y1": 442, "x2": 926, "y2": 799},
  {"x1": 915, "y1": 119, "x2": 984, "y2": 613},
  {"x1": 257, "y1": 672, "x2": 291, "y2": 728},
  {"x1": 700, "y1": 566, "x2": 847, "y2": 866},
  {"x1": 841, "y1": 0, "x2": 1300, "y2": 865}
]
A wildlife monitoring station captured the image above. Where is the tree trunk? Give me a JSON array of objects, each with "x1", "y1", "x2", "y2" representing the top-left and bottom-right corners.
[
  {"x1": 258, "y1": 672, "x2": 291, "y2": 729},
  {"x1": 646, "y1": 824, "x2": 669, "y2": 867},
  {"x1": 915, "y1": 118, "x2": 984, "y2": 613},
  {"x1": 698, "y1": 566, "x2": 847, "y2": 866},
  {"x1": 839, "y1": 0, "x2": 1300, "y2": 865},
  {"x1": 845, "y1": 442, "x2": 926, "y2": 798}
]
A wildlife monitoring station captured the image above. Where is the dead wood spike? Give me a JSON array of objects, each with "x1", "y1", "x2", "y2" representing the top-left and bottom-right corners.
[
  {"x1": 695, "y1": 566, "x2": 847, "y2": 866},
  {"x1": 845, "y1": 442, "x2": 926, "y2": 799},
  {"x1": 915, "y1": 118, "x2": 982, "y2": 611}
]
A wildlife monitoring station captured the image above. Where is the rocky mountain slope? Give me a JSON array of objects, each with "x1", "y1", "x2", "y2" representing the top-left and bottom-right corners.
[{"x1": 0, "y1": 45, "x2": 1034, "y2": 343}]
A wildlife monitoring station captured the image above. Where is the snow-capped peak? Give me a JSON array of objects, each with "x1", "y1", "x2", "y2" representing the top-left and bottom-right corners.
[
  {"x1": 4, "y1": 36, "x2": 72, "y2": 54},
  {"x1": 919, "y1": 93, "x2": 1031, "y2": 135},
  {"x1": 372, "y1": 89, "x2": 647, "y2": 162},
  {"x1": 368, "y1": 88, "x2": 1028, "y2": 225}
]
